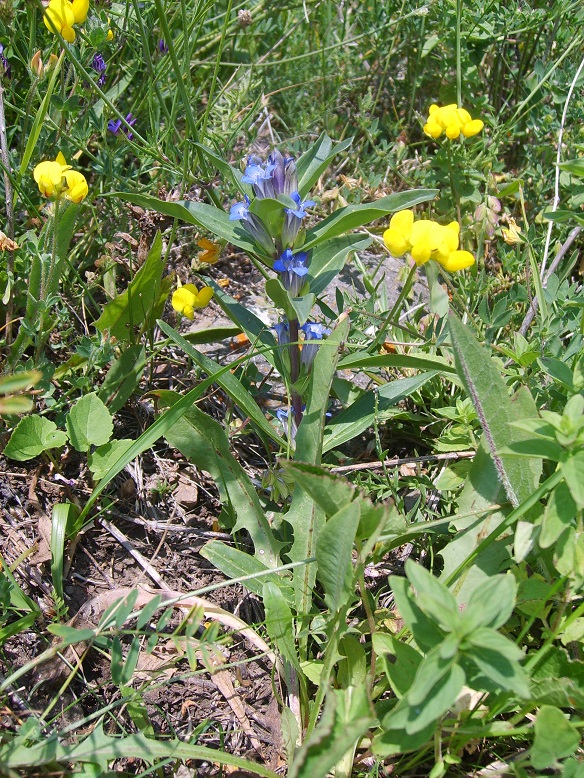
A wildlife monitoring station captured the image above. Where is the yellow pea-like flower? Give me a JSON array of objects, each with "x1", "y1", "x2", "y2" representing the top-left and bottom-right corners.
[
  {"x1": 172, "y1": 284, "x2": 214, "y2": 319},
  {"x1": 438, "y1": 250, "x2": 476, "y2": 272},
  {"x1": 70, "y1": 0, "x2": 89, "y2": 23},
  {"x1": 197, "y1": 238, "x2": 221, "y2": 264},
  {"x1": 44, "y1": 0, "x2": 76, "y2": 42},
  {"x1": 423, "y1": 103, "x2": 484, "y2": 141},
  {"x1": 64, "y1": 169, "x2": 88, "y2": 203}
]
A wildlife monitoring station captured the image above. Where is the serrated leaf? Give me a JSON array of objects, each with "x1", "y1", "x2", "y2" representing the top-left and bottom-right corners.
[
  {"x1": 65, "y1": 393, "x2": 113, "y2": 453},
  {"x1": 4, "y1": 416, "x2": 68, "y2": 461}
]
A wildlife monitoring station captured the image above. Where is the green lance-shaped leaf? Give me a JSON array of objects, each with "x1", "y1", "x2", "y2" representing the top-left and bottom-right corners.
[
  {"x1": 110, "y1": 192, "x2": 260, "y2": 256},
  {"x1": 95, "y1": 232, "x2": 170, "y2": 342},
  {"x1": 295, "y1": 132, "x2": 354, "y2": 198},
  {"x1": 65, "y1": 393, "x2": 113, "y2": 453},
  {"x1": 263, "y1": 582, "x2": 301, "y2": 671},
  {"x1": 303, "y1": 189, "x2": 438, "y2": 250},
  {"x1": 316, "y1": 501, "x2": 361, "y2": 613},
  {"x1": 4, "y1": 416, "x2": 69, "y2": 461},
  {"x1": 307, "y1": 233, "x2": 372, "y2": 296},
  {"x1": 163, "y1": 398, "x2": 283, "y2": 567},
  {"x1": 98, "y1": 345, "x2": 146, "y2": 414},
  {"x1": 287, "y1": 313, "x2": 350, "y2": 615},
  {"x1": 158, "y1": 319, "x2": 286, "y2": 448},
  {"x1": 448, "y1": 311, "x2": 541, "y2": 507}
]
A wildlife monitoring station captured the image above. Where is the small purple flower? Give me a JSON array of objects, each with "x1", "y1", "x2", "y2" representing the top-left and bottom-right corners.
[
  {"x1": 268, "y1": 149, "x2": 298, "y2": 196},
  {"x1": 229, "y1": 195, "x2": 250, "y2": 221},
  {"x1": 275, "y1": 407, "x2": 298, "y2": 441},
  {"x1": 273, "y1": 249, "x2": 310, "y2": 297},
  {"x1": 108, "y1": 113, "x2": 137, "y2": 140},
  {"x1": 92, "y1": 53, "x2": 106, "y2": 86},
  {"x1": 0, "y1": 44, "x2": 10, "y2": 79},
  {"x1": 301, "y1": 321, "x2": 331, "y2": 368},
  {"x1": 158, "y1": 39, "x2": 169, "y2": 53}
]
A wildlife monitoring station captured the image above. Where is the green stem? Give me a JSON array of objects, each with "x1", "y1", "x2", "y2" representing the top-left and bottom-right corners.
[
  {"x1": 35, "y1": 198, "x2": 61, "y2": 365},
  {"x1": 447, "y1": 142, "x2": 462, "y2": 224},
  {"x1": 368, "y1": 261, "x2": 418, "y2": 353},
  {"x1": 288, "y1": 317, "x2": 303, "y2": 426},
  {"x1": 456, "y1": 0, "x2": 462, "y2": 107}
]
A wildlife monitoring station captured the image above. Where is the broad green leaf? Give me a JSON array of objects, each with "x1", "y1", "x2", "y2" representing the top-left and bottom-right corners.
[
  {"x1": 501, "y1": 438, "x2": 564, "y2": 461},
  {"x1": 98, "y1": 345, "x2": 146, "y2": 413},
  {"x1": 338, "y1": 350, "x2": 457, "y2": 374},
  {"x1": 531, "y1": 706, "x2": 580, "y2": 770},
  {"x1": 288, "y1": 689, "x2": 375, "y2": 778},
  {"x1": 0, "y1": 722, "x2": 279, "y2": 775},
  {"x1": 303, "y1": 189, "x2": 438, "y2": 250},
  {"x1": 405, "y1": 663, "x2": 465, "y2": 734},
  {"x1": 46, "y1": 624, "x2": 95, "y2": 645},
  {"x1": 200, "y1": 541, "x2": 294, "y2": 604},
  {"x1": 322, "y1": 371, "x2": 436, "y2": 453},
  {"x1": 287, "y1": 315, "x2": 350, "y2": 614},
  {"x1": 4, "y1": 416, "x2": 68, "y2": 461},
  {"x1": 404, "y1": 560, "x2": 460, "y2": 633},
  {"x1": 0, "y1": 397, "x2": 34, "y2": 415},
  {"x1": 541, "y1": 482, "x2": 577, "y2": 548},
  {"x1": 337, "y1": 634, "x2": 367, "y2": 689},
  {"x1": 263, "y1": 582, "x2": 300, "y2": 671},
  {"x1": 249, "y1": 196, "x2": 290, "y2": 236},
  {"x1": 466, "y1": 628, "x2": 529, "y2": 696},
  {"x1": 265, "y1": 277, "x2": 296, "y2": 321},
  {"x1": 158, "y1": 319, "x2": 286, "y2": 447},
  {"x1": 111, "y1": 193, "x2": 260, "y2": 256},
  {"x1": 543, "y1": 209, "x2": 584, "y2": 227},
  {"x1": 281, "y1": 461, "x2": 356, "y2": 518},
  {"x1": 373, "y1": 633, "x2": 423, "y2": 698},
  {"x1": 561, "y1": 450, "x2": 584, "y2": 508},
  {"x1": 95, "y1": 232, "x2": 170, "y2": 342},
  {"x1": 389, "y1": 574, "x2": 446, "y2": 653},
  {"x1": 164, "y1": 402, "x2": 283, "y2": 567},
  {"x1": 307, "y1": 233, "x2": 372, "y2": 296},
  {"x1": 65, "y1": 393, "x2": 113, "y2": 453},
  {"x1": 0, "y1": 371, "x2": 42, "y2": 395},
  {"x1": 295, "y1": 132, "x2": 354, "y2": 198},
  {"x1": 448, "y1": 311, "x2": 541, "y2": 508},
  {"x1": 406, "y1": 645, "x2": 457, "y2": 708},
  {"x1": 461, "y1": 574, "x2": 517, "y2": 632},
  {"x1": 372, "y1": 717, "x2": 435, "y2": 757},
  {"x1": 88, "y1": 439, "x2": 134, "y2": 481},
  {"x1": 316, "y1": 502, "x2": 360, "y2": 612},
  {"x1": 558, "y1": 158, "x2": 584, "y2": 177},
  {"x1": 290, "y1": 293, "x2": 316, "y2": 325}
]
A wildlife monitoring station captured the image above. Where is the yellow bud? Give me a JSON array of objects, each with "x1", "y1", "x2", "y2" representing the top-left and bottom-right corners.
[{"x1": 30, "y1": 50, "x2": 44, "y2": 77}]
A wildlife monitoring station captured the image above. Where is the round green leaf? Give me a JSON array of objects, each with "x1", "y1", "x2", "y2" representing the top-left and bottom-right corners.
[
  {"x1": 4, "y1": 416, "x2": 68, "y2": 461},
  {"x1": 65, "y1": 393, "x2": 113, "y2": 453}
]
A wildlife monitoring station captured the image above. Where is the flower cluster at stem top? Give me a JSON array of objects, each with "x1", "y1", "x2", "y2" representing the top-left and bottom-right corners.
[
  {"x1": 33, "y1": 152, "x2": 88, "y2": 203},
  {"x1": 44, "y1": 0, "x2": 89, "y2": 42},
  {"x1": 383, "y1": 210, "x2": 475, "y2": 272},
  {"x1": 229, "y1": 150, "x2": 315, "y2": 296},
  {"x1": 423, "y1": 104, "x2": 484, "y2": 140}
]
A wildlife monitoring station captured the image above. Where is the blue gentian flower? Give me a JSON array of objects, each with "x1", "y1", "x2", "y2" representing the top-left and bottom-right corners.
[
  {"x1": 242, "y1": 155, "x2": 277, "y2": 199},
  {"x1": 273, "y1": 321, "x2": 290, "y2": 345},
  {"x1": 273, "y1": 249, "x2": 310, "y2": 297},
  {"x1": 229, "y1": 195, "x2": 275, "y2": 255},
  {"x1": 268, "y1": 149, "x2": 298, "y2": 196},
  {"x1": 282, "y1": 191, "x2": 315, "y2": 247},
  {"x1": 275, "y1": 407, "x2": 298, "y2": 441},
  {"x1": 301, "y1": 321, "x2": 331, "y2": 368}
]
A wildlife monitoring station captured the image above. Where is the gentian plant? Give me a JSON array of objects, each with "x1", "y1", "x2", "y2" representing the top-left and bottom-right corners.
[{"x1": 124, "y1": 135, "x2": 436, "y2": 430}]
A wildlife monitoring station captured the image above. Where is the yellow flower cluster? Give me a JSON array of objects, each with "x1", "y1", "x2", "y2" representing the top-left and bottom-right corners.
[
  {"x1": 33, "y1": 152, "x2": 88, "y2": 203},
  {"x1": 423, "y1": 104, "x2": 484, "y2": 140},
  {"x1": 44, "y1": 0, "x2": 89, "y2": 43},
  {"x1": 383, "y1": 210, "x2": 475, "y2": 273},
  {"x1": 171, "y1": 284, "x2": 214, "y2": 319}
]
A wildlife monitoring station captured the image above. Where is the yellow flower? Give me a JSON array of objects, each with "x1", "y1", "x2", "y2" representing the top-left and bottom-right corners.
[
  {"x1": 64, "y1": 169, "x2": 88, "y2": 203},
  {"x1": 197, "y1": 238, "x2": 221, "y2": 264},
  {"x1": 383, "y1": 209, "x2": 475, "y2": 272},
  {"x1": 33, "y1": 152, "x2": 87, "y2": 202},
  {"x1": 70, "y1": 0, "x2": 89, "y2": 23},
  {"x1": 44, "y1": 0, "x2": 76, "y2": 42},
  {"x1": 423, "y1": 103, "x2": 484, "y2": 140},
  {"x1": 33, "y1": 151, "x2": 71, "y2": 198},
  {"x1": 172, "y1": 284, "x2": 214, "y2": 319},
  {"x1": 501, "y1": 217, "x2": 522, "y2": 245}
]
